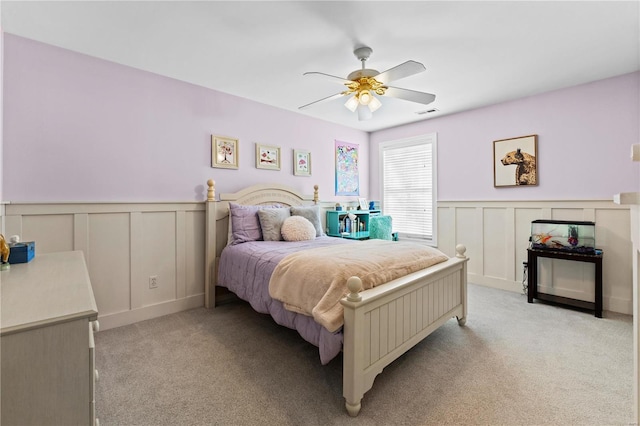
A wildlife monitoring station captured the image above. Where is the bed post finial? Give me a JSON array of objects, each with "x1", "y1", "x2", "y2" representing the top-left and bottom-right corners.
[
  {"x1": 313, "y1": 185, "x2": 319, "y2": 204},
  {"x1": 207, "y1": 179, "x2": 216, "y2": 201},
  {"x1": 455, "y1": 244, "x2": 467, "y2": 258},
  {"x1": 346, "y1": 276, "x2": 362, "y2": 302}
]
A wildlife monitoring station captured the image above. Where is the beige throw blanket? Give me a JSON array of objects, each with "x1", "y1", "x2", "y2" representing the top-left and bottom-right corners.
[{"x1": 268, "y1": 239, "x2": 449, "y2": 333}]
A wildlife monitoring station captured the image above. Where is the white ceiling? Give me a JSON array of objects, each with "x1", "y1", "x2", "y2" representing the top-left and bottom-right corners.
[{"x1": 2, "y1": 1, "x2": 639, "y2": 132}]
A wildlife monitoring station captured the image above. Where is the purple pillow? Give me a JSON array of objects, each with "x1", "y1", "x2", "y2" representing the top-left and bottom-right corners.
[{"x1": 229, "y1": 202, "x2": 282, "y2": 245}]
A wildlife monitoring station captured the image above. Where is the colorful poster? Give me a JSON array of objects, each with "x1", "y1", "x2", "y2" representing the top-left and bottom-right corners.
[{"x1": 335, "y1": 140, "x2": 359, "y2": 196}]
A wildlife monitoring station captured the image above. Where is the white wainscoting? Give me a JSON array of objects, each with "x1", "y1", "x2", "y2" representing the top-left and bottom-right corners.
[
  {"x1": 437, "y1": 200, "x2": 632, "y2": 315},
  {"x1": 2, "y1": 202, "x2": 205, "y2": 330},
  {"x1": 1, "y1": 199, "x2": 632, "y2": 331}
]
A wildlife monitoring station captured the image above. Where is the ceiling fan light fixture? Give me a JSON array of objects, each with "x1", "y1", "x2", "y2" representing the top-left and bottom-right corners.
[
  {"x1": 357, "y1": 104, "x2": 373, "y2": 121},
  {"x1": 344, "y1": 95, "x2": 359, "y2": 112},
  {"x1": 368, "y1": 95, "x2": 382, "y2": 112},
  {"x1": 358, "y1": 90, "x2": 372, "y2": 105}
]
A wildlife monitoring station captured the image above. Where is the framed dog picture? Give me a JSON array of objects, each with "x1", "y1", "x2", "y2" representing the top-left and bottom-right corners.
[{"x1": 493, "y1": 135, "x2": 538, "y2": 187}]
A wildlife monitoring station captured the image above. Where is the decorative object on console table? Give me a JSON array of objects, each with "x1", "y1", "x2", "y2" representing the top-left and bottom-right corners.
[
  {"x1": 293, "y1": 149, "x2": 311, "y2": 176},
  {"x1": 358, "y1": 198, "x2": 368, "y2": 210},
  {"x1": 7, "y1": 241, "x2": 35, "y2": 264},
  {"x1": 0, "y1": 235, "x2": 9, "y2": 271},
  {"x1": 493, "y1": 134, "x2": 538, "y2": 187},
  {"x1": 211, "y1": 135, "x2": 239, "y2": 169},
  {"x1": 530, "y1": 219, "x2": 596, "y2": 255},
  {"x1": 256, "y1": 143, "x2": 281, "y2": 170}
]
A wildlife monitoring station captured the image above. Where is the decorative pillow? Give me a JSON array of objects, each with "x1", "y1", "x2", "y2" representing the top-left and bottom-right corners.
[
  {"x1": 258, "y1": 208, "x2": 291, "y2": 241},
  {"x1": 229, "y1": 203, "x2": 275, "y2": 245},
  {"x1": 281, "y1": 216, "x2": 317, "y2": 242},
  {"x1": 290, "y1": 205, "x2": 324, "y2": 237}
]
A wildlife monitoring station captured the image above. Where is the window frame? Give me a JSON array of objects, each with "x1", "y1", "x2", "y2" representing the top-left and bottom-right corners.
[{"x1": 378, "y1": 133, "x2": 438, "y2": 246}]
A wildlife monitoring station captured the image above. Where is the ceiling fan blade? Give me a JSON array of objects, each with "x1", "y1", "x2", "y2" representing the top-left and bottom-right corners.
[
  {"x1": 303, "y1": 71, "x2": 353, "y2": 85},
  {"x1": 385, "y1": 86, "x2": 436, "y2": 105},
  {"x1": 298, "y1": 92, "x2": 345, "y2": 110},
  {"x1": 375, "y1": 61, "x2": 426, "y2": 84}
]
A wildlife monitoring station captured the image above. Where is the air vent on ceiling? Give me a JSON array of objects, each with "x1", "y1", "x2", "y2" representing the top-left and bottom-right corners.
[{"x1": 415, "y1": 108, "x2": 439, "y2": 115}]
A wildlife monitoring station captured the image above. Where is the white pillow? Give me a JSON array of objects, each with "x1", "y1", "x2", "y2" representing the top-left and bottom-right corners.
[{"x1": 281, "y1": 216, "x2": 317, "y2": 242}]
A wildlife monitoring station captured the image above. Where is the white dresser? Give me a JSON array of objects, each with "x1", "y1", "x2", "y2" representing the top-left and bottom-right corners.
[{"x1": 1, "y1": 251, "x2": 99, "y2": 426}]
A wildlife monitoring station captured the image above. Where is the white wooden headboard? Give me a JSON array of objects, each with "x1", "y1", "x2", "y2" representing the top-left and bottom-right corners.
[{"x1": 203, "y1": 180, "x2": 319, "y2": 308}]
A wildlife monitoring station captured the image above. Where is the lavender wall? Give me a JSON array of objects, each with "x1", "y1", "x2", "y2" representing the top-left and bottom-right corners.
[
  {"x1": 3, "y1": 34, "x2": 639, "y2": 205},
  {"x1": 0, "y1": 28, "x2": 4, "y2": 204},
  {"x1": 370, "y1": 71, "x2": 640, "y2": 201},
  {"x1": 2, "y1": 34, "x2": 368, "y2": 202}
]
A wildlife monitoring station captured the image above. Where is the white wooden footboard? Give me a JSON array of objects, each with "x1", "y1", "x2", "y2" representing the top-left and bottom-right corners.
[{"x1": 340, "y1": 245, "x2": 468, "y2": 416}]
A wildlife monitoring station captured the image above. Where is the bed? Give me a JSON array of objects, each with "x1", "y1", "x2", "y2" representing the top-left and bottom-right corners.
[{"x1": 204, "y1": 180, "x2": 468, "y2": 416}]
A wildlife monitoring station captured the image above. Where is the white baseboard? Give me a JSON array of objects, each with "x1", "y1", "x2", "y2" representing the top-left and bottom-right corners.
[
  {"x1": 98, "y1": 294, "x2": 204, "y2": 331},
  {"x1": 469, "y1": 273, "x2": 524, "y2": 293},
  {"x1": 470, "y1": 273, "x2": 632, "y2": 315},
  {"x1": 607, "y1": 296, "x2": 633, "y2": 316}
]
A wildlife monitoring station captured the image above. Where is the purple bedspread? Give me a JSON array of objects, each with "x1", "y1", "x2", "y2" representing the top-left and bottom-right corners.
[{"x1": 217, "y1": 236, "x2": 354, "y2": 365}]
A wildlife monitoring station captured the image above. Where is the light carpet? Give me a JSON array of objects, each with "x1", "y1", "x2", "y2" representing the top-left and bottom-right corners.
[{"x1": 95, "y1": 284, "x2": 633, "y2": 425}]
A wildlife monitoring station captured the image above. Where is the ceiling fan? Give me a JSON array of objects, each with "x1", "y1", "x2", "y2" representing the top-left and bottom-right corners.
[{"x1": 299, "y1": 46, "x2": 436, "y2": 121}]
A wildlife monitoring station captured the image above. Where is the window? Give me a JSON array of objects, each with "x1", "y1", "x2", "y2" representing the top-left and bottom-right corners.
[{"x1": 379, "y1": 133, "x2": 437, "y2": 245}]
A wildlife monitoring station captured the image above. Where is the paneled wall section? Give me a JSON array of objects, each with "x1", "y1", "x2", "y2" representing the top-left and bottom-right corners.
[
  {"x1": 1, "y1": 199, "x2": 632, "y2": 331},
  {"x1": 438, "y1": 200, "x2": 632, "y2": 314},
  {"x1": 3, "y1": 203, "x2": 205, "y2": 330}
]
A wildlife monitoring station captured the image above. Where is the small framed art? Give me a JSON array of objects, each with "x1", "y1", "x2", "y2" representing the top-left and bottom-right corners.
[
  {"x1": 211, "y1": 135, "x2": 239, "y2": 169},
  {"x1": 358, "y1": 198, "x2": 368, "y2": 210},
  {"x1": 256, "y1": 144, "x2": 281, "y2": 170},
  {"x1": 493, "y1": 134, "x2": 538, "y2": 187},
  {"x1": 293, "y1": 149, "x2": 311, "y2": 176}
]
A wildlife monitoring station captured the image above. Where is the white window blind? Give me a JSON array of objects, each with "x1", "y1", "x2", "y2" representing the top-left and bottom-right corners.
[{"x1": 379, "y1": 133, "x2": 437, "y2": 244}]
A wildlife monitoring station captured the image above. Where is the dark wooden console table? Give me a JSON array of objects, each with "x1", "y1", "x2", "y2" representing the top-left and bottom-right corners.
[{"x1": 527, "y1": 248, "x2": 603, "y2": 318}]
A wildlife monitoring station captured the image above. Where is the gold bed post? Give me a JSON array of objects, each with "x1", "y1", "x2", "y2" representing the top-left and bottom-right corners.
[
  {"x1": 205, "y1": 179, "x2": 217, "y2": 308},
  {"x1": 313, "y1": 185, "x2": 319, "y2": 205}
]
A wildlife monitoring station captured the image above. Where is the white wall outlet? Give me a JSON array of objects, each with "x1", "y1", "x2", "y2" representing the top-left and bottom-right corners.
[{"x1": 149, "y1": 275, "x2": 158, "y2": 289}]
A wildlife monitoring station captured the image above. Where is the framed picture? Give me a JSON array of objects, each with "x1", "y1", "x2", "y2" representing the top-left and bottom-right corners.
[
  {"x1": 335, "y1": 140, "x2": 359, "y2": 196},
  {"x1": 358, "y1": 198, "x2": 368, "y2": 210},
  {"x1": 256, "y1": 144, "x2": 281, "y2": 170},
  {"x1": 493, "y1": 134, "x2": 538, "y2": 187},
  {"x1": 293, "y1": 149, "x2": 311, "y2": 176},
  {"x1": 211, "y1": 135, "x2": 239, "y2": 169}
]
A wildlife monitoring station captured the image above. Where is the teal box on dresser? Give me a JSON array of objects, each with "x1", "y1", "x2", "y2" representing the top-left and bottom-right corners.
[{"x1": 8, "y1": 242, "x2": 35, "y2": 264}]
